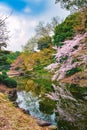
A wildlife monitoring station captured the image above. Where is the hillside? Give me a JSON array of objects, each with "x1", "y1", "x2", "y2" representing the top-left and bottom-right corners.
[
  {"x1": 1, "y1": 8, "x2": 87, "y2": 130},
  {"x1": 47, "y1": 33, "x2": 87, "y2": 83},
  {"x1": 61, "y1": 36, "x2": 87, "y2": 86}
]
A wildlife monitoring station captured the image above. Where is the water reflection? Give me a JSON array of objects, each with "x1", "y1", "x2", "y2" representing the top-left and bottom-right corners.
[
  {"x1": 16, "y1": 76, "x2": 87, "y2": 129},
  {"x1": 16, "y1": 91, "x2": 56, "y2": 125},
  {"x1": 51, "y1": 83, "x2": 87, "y2": 130}
]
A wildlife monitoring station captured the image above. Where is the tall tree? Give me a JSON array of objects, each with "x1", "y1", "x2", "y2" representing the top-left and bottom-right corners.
[
  {"x1": 0, "y1": 16, "x2": 8, "y2": 50},
  {"x1": 35, "y1": 21, "x2": 50, "y2": 37},
  {"x1": 22, "y1": 36, "x2": 38, "y2": 52},
  {"x1": 55, "y1": 0, "x2": 87, "y2": 10},
  {"x1": 35, "y1": 16, "x2": 59, "y2": 38}
]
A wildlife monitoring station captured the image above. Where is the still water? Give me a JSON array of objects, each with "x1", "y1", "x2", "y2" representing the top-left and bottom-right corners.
[
  {"x1": 16, "y1": 78, "x2": 87, "y2": 130},
  {"x1": 16, "y1": 91, "x2": 56, "y2": 125}
]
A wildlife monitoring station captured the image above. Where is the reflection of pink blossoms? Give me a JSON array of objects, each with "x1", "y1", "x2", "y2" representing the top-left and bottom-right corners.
[{"x1": 45, "y1": 33, "x2": 87, "y2": 80}]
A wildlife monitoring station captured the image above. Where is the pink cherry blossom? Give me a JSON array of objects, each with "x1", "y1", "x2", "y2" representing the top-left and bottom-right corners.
[{"x1": 45, "y1": 33, "x2": 87, "y2": 81}]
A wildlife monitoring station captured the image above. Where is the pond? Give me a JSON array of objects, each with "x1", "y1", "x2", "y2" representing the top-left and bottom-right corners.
[
  {"x1": 16, "y1": 77, "x2": 87, "y2": 130},
  {"x1": 16, "y1": 91, "x2": 56, "y2": 125},
  {"x1": 52, "y1": 83, "x2": 87, "y2": 130}
]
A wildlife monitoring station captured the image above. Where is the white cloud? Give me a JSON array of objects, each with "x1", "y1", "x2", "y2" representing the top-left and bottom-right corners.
[
  {"x1": 0, "y1": 1, "x2": 70, "y2": 51},
  {"x1": 7, "y1": 16, "x2": 37, "y2": 51},
  {"x1": 23, "y1": 6, "x2": 31, "y2": 13},
  {"x1": 0, "y1": 4, "x2": 37, "y2": 51},
  {"x1": 37, "y1": 0, "x2": 70, "y2": 21}
]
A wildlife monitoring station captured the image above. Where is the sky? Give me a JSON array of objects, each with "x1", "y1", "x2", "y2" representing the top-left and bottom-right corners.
[{"x1": 0, "y1": 0, "x2": 70, "y2": 51}]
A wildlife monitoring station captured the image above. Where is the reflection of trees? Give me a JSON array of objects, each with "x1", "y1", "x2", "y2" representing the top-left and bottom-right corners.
[
  {"x1": 47, "y1": 83, "x2": 87, "y2": 130},
  {"x1": 39, "y1": 97, "x2": 56, "y2": 115}
]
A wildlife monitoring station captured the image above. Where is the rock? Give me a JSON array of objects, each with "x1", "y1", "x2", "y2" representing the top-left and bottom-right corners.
[
  {"x1": 8, "y1": 89, "x2": 17, "y2": 101},
  {"x1": 22, "y1": 109, "x2": 30, "y2": 114},
  {"x1": 48, "y1": 125, "x2": 57, "y2": 130},
  {"x1": 20, "y1": 108, "x2": 30, "y2": 115},
  {"x1": 13, "y1": 101, "x2": 19, "y2": 107},
  {"x1": 37, "y1": 119, "x2": 52, "y2": 127}
]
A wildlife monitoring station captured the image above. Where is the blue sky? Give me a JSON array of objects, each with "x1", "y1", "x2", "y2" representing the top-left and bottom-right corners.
[
  {"x1": 0, "y1": 0, "x2": 70, "y2": 51},
  {"x1": 0, "y1": 0, "x2": 47, "y2": 15}
]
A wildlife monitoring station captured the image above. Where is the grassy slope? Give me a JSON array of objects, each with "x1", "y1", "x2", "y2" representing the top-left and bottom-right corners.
[{"x1": 0, "y1": 92, "x2": 50, "y2": 130}]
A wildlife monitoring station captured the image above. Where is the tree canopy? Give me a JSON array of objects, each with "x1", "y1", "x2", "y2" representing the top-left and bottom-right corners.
[
  {"x1": 35, "y1": 17, "x2": 59, "y2": 38},
  {"x1": 53, "y1": 10, "x2": 87, "y2": 46},
  {"x1": 55, "y1": 0, "x2": 87, "y2": 10}
]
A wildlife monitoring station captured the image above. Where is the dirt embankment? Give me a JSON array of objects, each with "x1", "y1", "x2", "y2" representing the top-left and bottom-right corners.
[
  {"x1": 0, "y1": 85, "x2": 57, "y2": 130},
  {"x1": 0, "y1": 92, "x2": 51, "y2": 130}
]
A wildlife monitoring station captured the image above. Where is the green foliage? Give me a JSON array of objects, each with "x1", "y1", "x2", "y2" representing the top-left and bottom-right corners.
[
  {"x1": 1, "y1": 70, "x2": 8, "y2": 79},
  {"x1": 0, "y1": 72, "x2": 17, "y2": 88},
  {"x1": 38, "y1": 36, "x2": 51, "y2": 50},
  {"x1": 72, "y1": 58, "x2": 80, "y2": 64},
  {"x1": 58, "y1": 119, "x2": 77, "y2": 130},
  {"x1": 4, "y1": 78, "x2": 17, "y2": 88},
  {"x1": 39, "y1": 97, "x2": 56, "y2": 114},
  {"x1": 60, "y1": 56, "x2": 68, "y2": 63},
  {"x1": 2, "y1": 70, "x2": 7, "y2": 75},
  {"x1": 23, "y1": 36, "x2": 37, "y2": 52},
  {"x1": 55, "y1": 0, "x2": 87, "y2": 10},
  {"x1": 0, "y1": 50, "x2": 20, "y2": 71},
  {"x1": 69, "y1": 84, "x2": 87, "y2": 99},
  {"x1": 21, "y1": 48, "x2": 55, "y2": 92},
  {"x1": 53, "y1": 12, "x2": 81, "y2": 46},
  {"x1": 70, "y1": 84, "x2": 87, "y2": 94},
  {"x1": 0, "y1": 75, "x2": 3, "y2": 83},
  {"x1": 0, "y1": 71, "x2": 8, "y2": 84},
  {"x1": 34, "y1": 78, "x2": 52, "y2": 91},
  {"x1": 66, "y1": 67, "x2": 82, "y2": 76}
]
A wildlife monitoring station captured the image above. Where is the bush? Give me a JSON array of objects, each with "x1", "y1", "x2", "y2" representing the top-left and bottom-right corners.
[
  {"x1": 0, "y1": 50, "x2": 20, "y2": 71},
  {"x1": 53, "y1": 11, "x2": 84, "y2": 46},
  {"x1": 1, "y1": 71, "x2": 8, "y2": 79},
  {"x1": 0, "y1": 75, "x2": 3, "y2": 84},
  {"x1": 4, "y1": 78, "x2": 17, "y2": 88},
  {"x1": 38, "y1": 36, "x2": 51, "y2": 50},
  {"x1": 2, "y1": 70, "x2": 8, "y2": 76},
  {"x1": 0, "y1": 71, "x2": 17, "y2": 88}
]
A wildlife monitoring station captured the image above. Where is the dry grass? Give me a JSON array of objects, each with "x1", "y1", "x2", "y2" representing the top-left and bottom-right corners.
[{"x1": 0, "y1": 92, "x2": 50, "y2": 130}]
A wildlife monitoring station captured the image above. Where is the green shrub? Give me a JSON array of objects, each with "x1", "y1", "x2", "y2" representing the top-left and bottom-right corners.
[
  {"x1": 66, "y1": 67, "x2": 82, "y2": 76},
  {"x1": 53, "y1": 12, "x2": 81, "y2": 46},
  {"x1": 2, "y1": 70, "x2": 8, "y2": 76},
  {"x1": 0, "y1": 75, "x2": 3, "y2": 84},
  {"x1": 0, "y1": 71, "x2": 17, "y2": 88},
  {"x1": 1, "y1": 71, "x2": 8, "y2": 79},
  {"x1": 38, "y1": 36, "x2": 51, "y2": 50},
  {"x1": 39, "y1": 97, "x2": 56, "y2": 114},
  {"x1": 0, "y1": 50, "x2": 20, "y2": 71},
  {"x1": 4, "y1": 78, "x2": 17, "y2": 88}
]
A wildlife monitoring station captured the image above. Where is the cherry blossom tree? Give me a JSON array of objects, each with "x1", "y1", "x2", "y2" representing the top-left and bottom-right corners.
[{"x1": 45, "y1": 33, "x2": 87, "y2": 80}]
